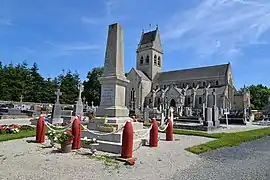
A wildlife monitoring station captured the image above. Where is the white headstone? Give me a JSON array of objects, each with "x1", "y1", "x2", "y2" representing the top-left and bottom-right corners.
[
  {"x1": 161, "y1": 112, "x2": 165, "y2": 126},
  {"x1": 170, "y1": 107, "x2": 174, "y2": 124}
]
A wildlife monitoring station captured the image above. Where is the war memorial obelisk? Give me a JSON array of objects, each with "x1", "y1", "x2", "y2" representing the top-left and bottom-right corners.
[{"x1": 95, "y1": 23, "x2": 131, "y2": 123}]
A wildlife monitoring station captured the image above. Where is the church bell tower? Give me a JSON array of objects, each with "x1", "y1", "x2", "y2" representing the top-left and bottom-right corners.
[{"x1": 136, "y1": 26, "x2": 163, "y2": 81}]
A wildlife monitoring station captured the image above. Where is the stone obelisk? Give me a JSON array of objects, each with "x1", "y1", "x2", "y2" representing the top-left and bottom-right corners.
[{"x1": 95, "y1": 23, "x2": 131, "y2": 123}]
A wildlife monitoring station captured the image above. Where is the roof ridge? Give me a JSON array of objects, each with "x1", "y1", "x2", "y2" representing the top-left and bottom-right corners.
[{"x1": 161, "y1": 63, "x2": 229, "y2": 74}]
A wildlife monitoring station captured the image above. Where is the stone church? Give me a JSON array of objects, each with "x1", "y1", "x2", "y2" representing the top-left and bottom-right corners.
[{"x1": 126, "y1": 27, "x2": 249, "y2": 116}]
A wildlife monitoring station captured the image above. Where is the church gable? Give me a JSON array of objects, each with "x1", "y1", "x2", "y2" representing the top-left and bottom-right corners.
[{"x1": 165, "y1": 85, "x2": 182, "y2": 100}]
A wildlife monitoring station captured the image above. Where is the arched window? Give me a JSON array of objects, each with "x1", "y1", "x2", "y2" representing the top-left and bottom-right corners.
[
  {"x1": 146, "y1": 55, "x2": 149, "y2": 64},
  {"x1": 216, "y1": 81, "x2": 219, "y2": 85},
  {"x1": 193, "y1": 82, "x2": 195, "y2": 87},
  {"x1": 203, "y1": 81, "x2": 206, "y2": 87},
  {"x1": 154, "y1": 55, "x2": 157, "y2": 65},
  {"x1": 140, "y1": 56, "x2": 143, "y2": 65},
  {"x1": 187, "y1": 97, "x2": 191, "y2": 104},
  {"x1": 199, "y1": 97, "x2": 202, "y2": 104},
  {"x1": 158, "y1": 56, "x2": 161, "y2": 67}
]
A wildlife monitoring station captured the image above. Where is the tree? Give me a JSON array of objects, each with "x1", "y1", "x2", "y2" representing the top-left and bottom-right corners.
[
  {"x1": 58, "y1": 70, "x2": 80, "y2": 104},
  {"x1": 239, "y1": 84, "x2": 270, "y2": 110},
  {"x1": 83, "y1": 67, "x2": 104, "y2": 106}
]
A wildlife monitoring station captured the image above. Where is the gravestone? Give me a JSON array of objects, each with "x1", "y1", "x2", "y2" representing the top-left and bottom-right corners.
[
  {"x1": 51, "y1": 89, "x2": 63, "y2": 124},
  {"x1": 73, "y1": 82, "x2": 84, "y2": 117},
  {"x1": 169, "y1": 107, "x2": 174, "y2": 124},
  {"x1": 203, "y1": 107, "x2": 213, "y2": 127},
  {"x1": 161, "y1": 112, "x2": 165, "y2": 126},
  {"x1": 202, "y1": 103, "x2": 206, "y2": 120},
  {"x1": 212, "y1": 89, "x2": 220, "y2": 127}
]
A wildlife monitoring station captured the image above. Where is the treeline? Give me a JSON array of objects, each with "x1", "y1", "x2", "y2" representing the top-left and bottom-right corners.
[
  {"x1": 1, "y1": 61, "x2": 270, "y2": 110},
  {"x1": 239, "y1": 85, "x2": 270, "y2": 110},
  {"x1": 0, "y1": 61, "x2": 103, "y2": 105}
]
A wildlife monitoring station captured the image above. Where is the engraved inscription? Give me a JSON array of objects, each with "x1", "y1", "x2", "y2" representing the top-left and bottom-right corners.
[{"x1": 101, "y1": 88, "x2": 115, "y2": 105}]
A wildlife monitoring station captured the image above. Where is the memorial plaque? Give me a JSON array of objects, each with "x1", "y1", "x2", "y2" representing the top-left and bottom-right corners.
[{"x1": 101, "y1": 87, "x2": 115, "y2": 106}]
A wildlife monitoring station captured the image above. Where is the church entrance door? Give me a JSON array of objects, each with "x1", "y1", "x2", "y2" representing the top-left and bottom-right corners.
[{"x1": 170, "y1": 99, "x2": 176, "y2": 107}]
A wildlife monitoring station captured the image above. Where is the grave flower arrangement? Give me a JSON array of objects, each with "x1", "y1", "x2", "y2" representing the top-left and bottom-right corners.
[
  {"x1": 46, "y1": 130, "x2": 57, "y2": 142},
  {"x1": 82, "y1": 137, "x2": 98, "y2": 145},
  {"x1": 0, "y1": 124, "x2": 20, "y2": 134},
  {"x1": 56, "y1": 130, "x2": 73, "y2": 145}
]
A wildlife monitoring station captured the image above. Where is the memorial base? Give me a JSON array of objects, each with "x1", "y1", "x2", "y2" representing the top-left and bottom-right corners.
[
  {"x1": 50, "y1": 118, "x2": 64, "y2": 125},
  {"x1": 73, "y1": 102, "x2": 84, "y2": 117}
]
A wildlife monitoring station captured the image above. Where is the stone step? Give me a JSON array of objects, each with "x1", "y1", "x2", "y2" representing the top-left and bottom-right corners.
[{"x1": 81, "y1": 139, "x2": 142, "y2": 154}]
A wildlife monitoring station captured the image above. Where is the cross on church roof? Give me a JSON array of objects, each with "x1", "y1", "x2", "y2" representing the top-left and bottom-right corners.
[{"x1": 54, "y1": 89, "x2": 62, "y2": 103}]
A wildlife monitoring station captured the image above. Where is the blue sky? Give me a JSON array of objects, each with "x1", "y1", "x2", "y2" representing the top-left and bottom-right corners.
[{"x1": 0, "y1": 0, "x2": 270, "y2": 89}]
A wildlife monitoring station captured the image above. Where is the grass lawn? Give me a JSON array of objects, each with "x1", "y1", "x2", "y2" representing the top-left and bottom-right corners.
[
  {"x1": 144, "y1": 122, "x2": 270, "y2": 154},
  {"x1": 0, "y1": 130, "x2": 36, "y2": 142},
  {"x1": 179, "y1": 127, "x2": 270, "y2": 154}
]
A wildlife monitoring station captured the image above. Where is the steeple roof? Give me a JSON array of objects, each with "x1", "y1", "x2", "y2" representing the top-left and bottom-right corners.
[{"x1": 140, "y1": 30, "x2": 157, "y2": 45}]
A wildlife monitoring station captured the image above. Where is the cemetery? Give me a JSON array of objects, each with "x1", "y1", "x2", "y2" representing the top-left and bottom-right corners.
[{"x1": 1, "y1": 23, "x2": 270, "y2": 179}]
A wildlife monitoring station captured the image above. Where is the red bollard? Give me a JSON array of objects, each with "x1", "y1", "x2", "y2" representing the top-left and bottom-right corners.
[
  {"x1": 72, "y1": 116, "x2": 81, "y2": 149},
  {"x1": 132, "y1": 116, "x2": 137, "y2": 122},
  {"x1": 149, "y1": 118, "x2": 158, "y2": 147},
  {"x1": 36, "y1": 115, "x2": 46, "y2": 143},
  {"x1": 166, "y1": 119, "x2": 173, "y2": 141},
  {"x1": 121, "y1": 120, "x2": 134, "y2": 159}
]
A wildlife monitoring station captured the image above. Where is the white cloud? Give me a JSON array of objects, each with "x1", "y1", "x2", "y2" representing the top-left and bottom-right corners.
[
  {"x1": 105, "y1": 0, "x2": 118, "y2": 16},
  {"x1": 0, "y1": 17, "x2": 13, "y2": 26},
  {"x1": 43, "y1": 41, "x2": 101, "y2": 57},
  {"x1": 163, "y1": 0, "x2": 270, "y2": 57},
  {"x1": 81, "y1": 17, "x2": 102, "y2": 25}
]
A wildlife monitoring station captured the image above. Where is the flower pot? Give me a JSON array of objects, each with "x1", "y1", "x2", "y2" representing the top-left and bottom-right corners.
[{"x1": 61, "y1": 142, "x2": 72, "y2": 153}]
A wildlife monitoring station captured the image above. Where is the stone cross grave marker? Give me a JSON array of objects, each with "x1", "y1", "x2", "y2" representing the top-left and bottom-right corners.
[
  {"x1": 20, "y1": 95, "x2": 23, "y2": 103},
  {"x1": 55, "y1": 89, "x2": 62, "y2": 103},
  {"x1": 52, "y1": 88, "x2": 63, "y2": 124},
  {"x1": 78, "y1": 82, "x2": 84, "y2": 101},
  {"x1": 91, "y1": 101, "x2": 94, "y2": 108}
]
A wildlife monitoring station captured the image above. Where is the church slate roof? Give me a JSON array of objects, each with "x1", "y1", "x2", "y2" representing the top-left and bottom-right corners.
[
  {"x1": 153, "y1": 63, "x2": 229, "y2": 83},
  {"x1": 140, "y1": 30, "x2": 157, "y2": 45},
  {"x1": 134, "y1": 69, "x2": 151, "y2": 81}
]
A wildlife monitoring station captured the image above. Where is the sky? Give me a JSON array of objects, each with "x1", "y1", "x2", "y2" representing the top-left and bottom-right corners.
[{"x1": 0, "y1": 0, "x2": 270, "y2": 89}]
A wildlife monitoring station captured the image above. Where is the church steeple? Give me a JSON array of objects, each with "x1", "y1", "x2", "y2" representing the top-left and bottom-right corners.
[{"x1": 136, "y1": 26, "x2": 163, "y2": 81}]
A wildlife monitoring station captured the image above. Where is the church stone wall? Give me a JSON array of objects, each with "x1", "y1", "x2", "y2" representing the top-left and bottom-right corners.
[
  {"x1": 136, "y1": 49, "x2": 153, "y2": 80},
  {"x1": 141, "y1": 80, "x2": 152, "y2": 108}
]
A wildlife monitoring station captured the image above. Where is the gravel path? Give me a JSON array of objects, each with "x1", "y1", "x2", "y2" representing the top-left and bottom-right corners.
[
  {"x1": 0, "y1": 133, "x2": 213, "y2": 180},
  {"x1": 172, "y1": 136, "x2": 270, "y2": 180}
]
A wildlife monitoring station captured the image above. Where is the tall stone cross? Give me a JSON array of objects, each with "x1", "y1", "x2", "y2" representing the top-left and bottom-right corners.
[
  {"x1": 212, "y1": 88, "x2": 217, "y2": 107},
  {"x1": 152, "y1": 87, "x2": 160, "y2": 108},
  {"x1": 203, "y1": 83, "x2": 210, "y2": 107},
  {"x1": 191, "y1": 84, "x2": 199, "y2": 108},
  {"x1": 91, "y1": 101, "x2": 94, "y2": 108},
  {"x1": 20, "y1": 95, "x2": 23, "y2": 103},
  {"x1": 54, "y1": 89, "x2": 62, "y2": 103},
  {"x1": 78, "y1": 82, "x2": 84, "y2": 101}
]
